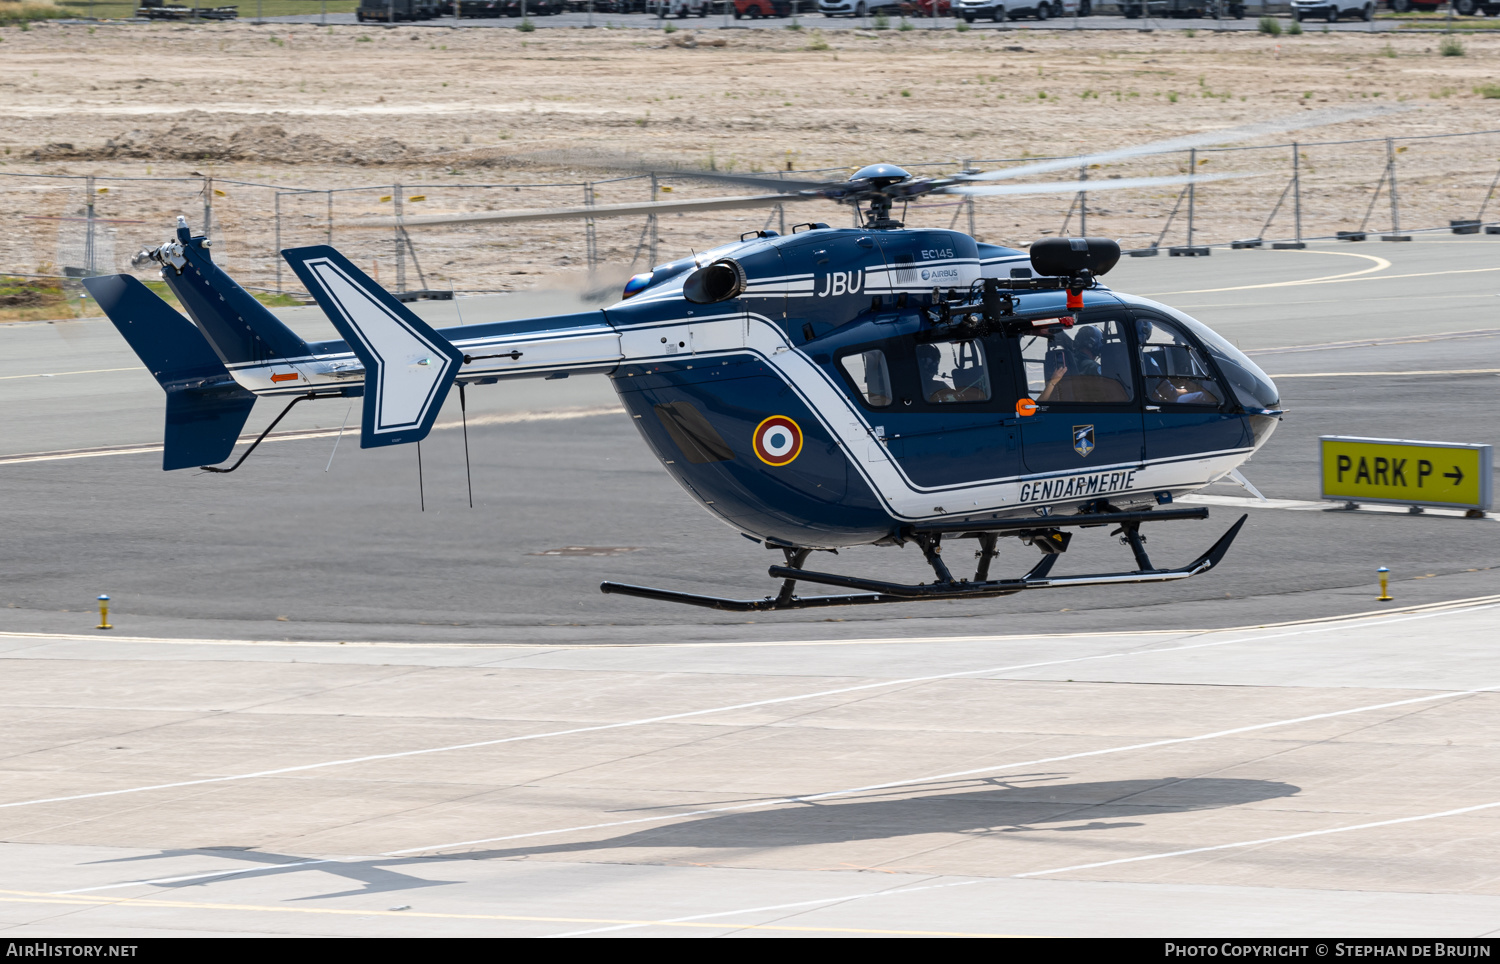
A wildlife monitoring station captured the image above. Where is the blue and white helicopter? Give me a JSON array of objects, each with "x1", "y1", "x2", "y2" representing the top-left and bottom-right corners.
[{"x1": 84, "y1": 119, "x2": 1329, "y2": 612}]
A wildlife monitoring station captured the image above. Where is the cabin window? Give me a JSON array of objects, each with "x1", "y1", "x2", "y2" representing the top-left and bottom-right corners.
[
  {"x1": 654, "y1": 402, "x2": 735, "y2": 463},
  {"x1": 1136, "y1": 318, "x2": 1224, "y2": 407},
  {"x1": 1021, "y1": 319, "x2": 1135, "y2": 404},
  {"x1": 916, "y1": 340, "x2": 990, "y2": 404},
  {"x1": 839, "y1": 349, "x2": 893, "y2": 408}
]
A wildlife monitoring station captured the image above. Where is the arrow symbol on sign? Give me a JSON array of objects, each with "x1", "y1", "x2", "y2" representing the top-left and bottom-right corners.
[{"x1": 1445, "y1": 466, "x2": 1465, "y2": 485}]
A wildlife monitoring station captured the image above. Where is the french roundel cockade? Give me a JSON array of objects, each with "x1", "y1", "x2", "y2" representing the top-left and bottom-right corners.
[{"x1": 753, "y1": 415, "x2": 804, "y2": 467}]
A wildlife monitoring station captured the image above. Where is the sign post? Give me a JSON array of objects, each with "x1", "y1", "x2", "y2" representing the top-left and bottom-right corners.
[{"x1": 1320, "y1": 436, "x2": 1492, "y2": 516}]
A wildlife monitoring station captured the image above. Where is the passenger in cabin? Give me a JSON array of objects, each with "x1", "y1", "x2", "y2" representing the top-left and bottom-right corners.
[
  {"x1": 1137, "y1": 318, "x2": 1219, "y2": 406},
  {"x1": 916, "y1": 344, "x2": 955, "y2": 403},
  {"x1": 1072, "y1": 325, "x2": 1105, "y2": 378}
]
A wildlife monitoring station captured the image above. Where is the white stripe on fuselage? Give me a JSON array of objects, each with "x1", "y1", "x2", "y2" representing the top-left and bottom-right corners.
[{"x1": 223, "y1": 264, "x2": 1246, "y2": 523}]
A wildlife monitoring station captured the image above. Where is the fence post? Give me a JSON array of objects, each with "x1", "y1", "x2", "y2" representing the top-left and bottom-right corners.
[
  {"x1": 274, "y1": 192, "x2": 282, "y2": 293},
  {"x1": 1186, "y1": 147, "x2": 1196, "y2": 248},
  {"x1": 648, "y1": 174, "x2": 659, "y2": 266},
  {"x1": 584, "y1": 182, "x2": 598, "y2": 270},
  {"x1": 1292, "y1": 142, "x2": 1302, "y2": 245},
  {"x1": 394, "y1": 184, "x2": 406, "y2": 293},
  {"x1": 84, "y1": 175, "x2": 97, "y2": 277},
  {"x1": 202, "y1": 174, "x2": 213, "y2": 244},
  {"x1": 1078, "y1": 162, "x2": 1088, "y2": 237},
  {"x1": 1272, "y1": 142, "x2": 1307, "y2": 248},
  {"x1": 1382, "y1": 137, "x2": 1410, "y2": 241}
]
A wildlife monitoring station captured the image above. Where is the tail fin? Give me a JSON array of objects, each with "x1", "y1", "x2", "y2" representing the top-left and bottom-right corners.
[
  {"x1": 83, "y1": 274, "x2": 257, "y2": 471},
  {"x1": 281, "y1": 245, "x2": 463, "y2": 449},
  {"x1": 154, "y1": 219, "x2": 310, "y2": 367}
]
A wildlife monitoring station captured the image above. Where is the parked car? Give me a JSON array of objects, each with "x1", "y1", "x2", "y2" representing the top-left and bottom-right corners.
[
  {"x1": 648, "y1": 0, "x2": 712, "y2": 13},
  {"x1": 1392, "y1": 0, "x2": 1499, "y2": 12},
  {"x1": 1120, "y1": 0, "x2": 1244, "y2": 16},
  {"x1": 501, "y1": 0, "x2": 565, "y2": 13},
  {"x1": 358, "y1": 0, "x2": 438, "y2": 20},
  {"x1": 816, "y1": 0, "x2": 902, "y2": 15},
  {"x1": 737, "y1": 0, "x2": 793, "y2": 15},
  {"x1": 955, "y1": 0, "x2": 1085, "y2": 20},
  {"x1": 1290, "y1": 0, "x2": 1372, "y2": 18}
]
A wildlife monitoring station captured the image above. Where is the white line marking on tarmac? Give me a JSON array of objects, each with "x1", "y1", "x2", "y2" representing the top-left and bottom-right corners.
[
  {"x1": 1142, "y1": 250, "x2": 1391, "y2": 295},
  {"x1": 1013, "y1": 799, "x2": 1500, "y2": 879},
  {"x1": 1247, "y1": 328, "x2": 1500, "y2": 357},
  {"x1": 554, "y1": 793, "x2": 1500, "y2": 935},
  {"x1": 5, "y1": 592, "x2": 1495, "y2": 652},
  {"x1": 385, "y1": 675, "x2": 1500, "y2": 855},
  {"x1": 1180, "y1": 493, "x2": 1498, "y2": 521},
  {"x1": 0, "y1": 367, "x2": 139, "y2": 381},
  {"x1": 0, "y1": 406, "x2": 625, "y2": 465},
  {"x1": 56, "y1": 859, "x2": 338, "y2": 895},
  {"x1": 5, "y1": 601, "x2": 1496, "y2": 815},
  {"x1": 546, "y1": 877, "x2": 990, "y2": 938},
  {"x1": 1267, "y1": 369, "x2": 1500, "y2": 377}
]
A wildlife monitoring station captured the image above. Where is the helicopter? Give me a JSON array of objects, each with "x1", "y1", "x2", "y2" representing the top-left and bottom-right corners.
[{"x1": 82, "y1": 112, "x2": 1379, "y2": 612}]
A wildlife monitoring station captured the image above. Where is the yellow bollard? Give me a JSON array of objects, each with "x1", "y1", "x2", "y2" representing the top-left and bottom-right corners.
[
  {"x1": 97, "y1": 594, "x2": 112, "y2": 630},
  {"x1": 1377, "y1": 568, "x2": 1392, "y2": 603}
]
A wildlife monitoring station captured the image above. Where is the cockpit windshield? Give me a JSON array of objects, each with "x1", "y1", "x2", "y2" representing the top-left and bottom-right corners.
[{"x1": 1176, "y1": 317, "x2": 1281, "y2": 413}]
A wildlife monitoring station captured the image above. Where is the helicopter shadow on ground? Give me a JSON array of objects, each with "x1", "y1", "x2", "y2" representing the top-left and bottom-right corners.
[
  {"x1": 441, "y1": 775, "x2": 1302, "y2": 863},
  {"x1": 75, "y1": 777, "x2": 1297, "y2": 901},
  {"x1": 81, "y1": 846, "x2": 461, "y2": 901}
]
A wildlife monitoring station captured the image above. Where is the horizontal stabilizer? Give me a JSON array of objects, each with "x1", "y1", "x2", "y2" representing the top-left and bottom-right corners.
[
  {"x1": 83, "y1": 274, "x2": 257, "y2": 471},
  {"x1": 282, "y1": 245, "x2": 463, "y2": 449}
]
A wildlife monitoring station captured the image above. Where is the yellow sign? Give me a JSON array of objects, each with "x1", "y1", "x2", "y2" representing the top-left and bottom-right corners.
[{"x1": 1321, "y1": 436, "x2": 1492, "y2": 510}]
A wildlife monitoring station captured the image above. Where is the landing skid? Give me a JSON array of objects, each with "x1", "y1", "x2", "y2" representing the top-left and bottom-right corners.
[{"x1": 599, "y1": 510, "x2": 1249, "y2": 612}]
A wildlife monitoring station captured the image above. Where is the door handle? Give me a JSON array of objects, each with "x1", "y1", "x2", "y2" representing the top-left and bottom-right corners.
[{"x1": 1145, "y1": 405, "x2": 1162, "y2": 412}]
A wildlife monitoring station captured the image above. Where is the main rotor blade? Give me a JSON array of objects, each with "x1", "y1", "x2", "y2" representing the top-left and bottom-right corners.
[
  {"x1": 943, "y1": 172, "x2": 1257, "y2": 197},
  {"x1": 963, "y1": 105, "x2": 1408, "y2": 183},
  {"x1": 631, "y1": 168, "x2": 841, "y2": 195},
  {"x1": 347, "y1": 193, "x2": 802, "y2": 229},
  {"x1": 507, "y1": 148, "x2": 842, "y2": 195}
]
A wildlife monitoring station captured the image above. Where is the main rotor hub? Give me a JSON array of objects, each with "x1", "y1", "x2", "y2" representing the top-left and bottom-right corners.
[{"x1": 849, "y1": 163, "x2": 911, "y2": 189}]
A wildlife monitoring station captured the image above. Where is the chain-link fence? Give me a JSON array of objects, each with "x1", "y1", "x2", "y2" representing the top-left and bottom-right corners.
[{"x1": 5, "y1": 126, "x2": 1499, "y2": 297}]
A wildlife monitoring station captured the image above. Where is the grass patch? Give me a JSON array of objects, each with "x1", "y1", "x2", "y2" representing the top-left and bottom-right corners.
[
  {"x1": 872, "y1": 11, "x2": 888, "y2": 28},
  {"x1": 661, "y1": 19, "x2": 675, "y2": 32},
  {"x1": 0, "y1": 276, "x2": 73, "y2": 323},
  {"x1": 1286, "y1": 18, "x2": 1302, "y2": 34},
  {"x1": 804, "y1": 30, "x2": 828, "y2": 49},
  {"x1": 517, "y1": 15, "x2": 534, "y2": 30},
  {"x1": 1475, "y1": 83, "x2": 1500, "y2": 99},
  {"x1": 1, "y1": 1, "x2": 68, "y2": 23},
  {"x1": 1439, "y1": 34, "x2": 1465, "y2": 55},
  {"x1": 1258, "y1": 15, "x2": 1281, "y2": 35},
  {"x1": 954, "y1": 18, "x2": 968, "y2": 30}
]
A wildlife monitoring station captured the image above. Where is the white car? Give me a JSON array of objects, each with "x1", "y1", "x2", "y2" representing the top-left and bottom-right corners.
[
  {"x1": 646, "y1": 0, "x2": 710, "y2": 14},
  {"x1": 955, "y1": 0, "x2": 1085, "y2": 21},
  {"x1": 817, "y1": 0, "x2": 902, "y2": 15},
  {"x1": 1290, "y1": 0, "x2": 1372, "y2": 19}
]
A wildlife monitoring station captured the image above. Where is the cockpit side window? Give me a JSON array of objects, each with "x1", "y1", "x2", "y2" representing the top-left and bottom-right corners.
[
  {"x1": 839, "y1": 349, "x2": 893, "y2": 408},
  {"x1": 1136, "y1": 318, "x2": 1224, "y2": 407},
  {"x1": 1020, "y1": 318, "x2": 1134, "y2": 404},
  {"x1": 916, "y1": 339, "x2": 991, "y2": 404}
]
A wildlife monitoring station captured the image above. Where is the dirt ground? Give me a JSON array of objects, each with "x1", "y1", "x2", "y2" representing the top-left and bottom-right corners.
[{"x1": 3, "y1": 20, "x2": 1500, "y2": 294}]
